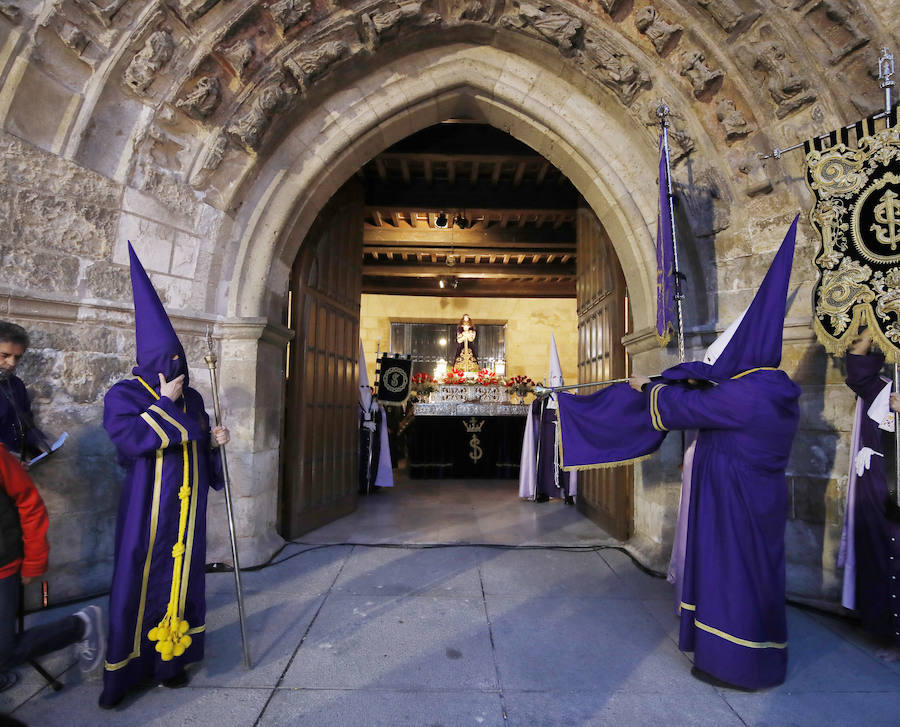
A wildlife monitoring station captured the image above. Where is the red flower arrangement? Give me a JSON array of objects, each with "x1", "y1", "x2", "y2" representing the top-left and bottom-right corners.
[
  {"x1": 441, "y1": 368, "x2": 467, "y2": 385},
  {"x1": 411, "y1": 372, "x2": 437, "y2": 394},
  {"x1": 476, "y1": 369, "x2": 499, "y2": 386},
  {"x1": 504, "y1": 374, "x2": 535, "y2": 396}
]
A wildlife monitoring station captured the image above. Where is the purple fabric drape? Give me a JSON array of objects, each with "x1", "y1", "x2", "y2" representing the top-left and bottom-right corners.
[{"x1": 656, "y1": 135, "x2": 675, "y2": 345}]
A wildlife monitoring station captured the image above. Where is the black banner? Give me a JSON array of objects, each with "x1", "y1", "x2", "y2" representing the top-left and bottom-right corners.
[
  {"x1": 375, "y1": 354, "x2": 412, "y2": 406},
  {"x1": 806, "y1": 108, "x2": 900, "y2": 362}
]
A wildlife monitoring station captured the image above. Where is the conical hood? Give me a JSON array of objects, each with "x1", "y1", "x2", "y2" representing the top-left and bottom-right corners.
[
  {"x1": 548, "y1": 334, "x2": 564, "y2": 387},
  {"x1": 661, "y1": 216, "x2": 798, "y2": 383},
  {"x1": 359, "y1": 340, "x2": 372, "y2": 409},
  {"x1": 128, "y1": 242, "x2": 187, "y2": 386},
  {"x1": 709, "y1": 215, "x2": 798, "y2": 379}
]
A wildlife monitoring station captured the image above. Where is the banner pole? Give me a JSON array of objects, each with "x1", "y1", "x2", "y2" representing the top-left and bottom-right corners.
[{"x1": 657, "y1": 102, "x2": 686, "y2": 363}]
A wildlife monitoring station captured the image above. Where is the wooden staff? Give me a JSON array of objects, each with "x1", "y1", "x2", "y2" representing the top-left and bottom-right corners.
[{"x1": 205, "y1": 327, "x2": 251, "y2": 668}]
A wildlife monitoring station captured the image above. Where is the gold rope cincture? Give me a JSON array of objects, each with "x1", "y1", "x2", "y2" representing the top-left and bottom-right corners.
[{"x1": 137, "y1": 376, "x2": 195, "y2": 661}]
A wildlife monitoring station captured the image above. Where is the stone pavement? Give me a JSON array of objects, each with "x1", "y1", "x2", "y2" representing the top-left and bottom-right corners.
[{"x1": 3, "y1": 477, "x2": 900, "y2": 726}]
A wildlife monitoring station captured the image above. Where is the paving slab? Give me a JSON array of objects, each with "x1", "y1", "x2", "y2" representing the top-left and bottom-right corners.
[
  {"x1": 722, "y1": 692, "x2": 900, "y2": 727},
  {"x1": 258, "y1": 688, "x2": 505, "y2": 726},
  {"x1": 502, "y1": 689, "x2": 746, "y2": 727},
  {"x1": 486, "y1": 593, "x2": 707, "y2": 695},
  {"x1": 280, "y1": 594, "x2": 498, "y2": 690}
]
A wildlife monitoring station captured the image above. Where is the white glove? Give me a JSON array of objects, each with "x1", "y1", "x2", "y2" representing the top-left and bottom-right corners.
[{"x1": 855, "y1": 446, "x2": 883, "y2": 477}]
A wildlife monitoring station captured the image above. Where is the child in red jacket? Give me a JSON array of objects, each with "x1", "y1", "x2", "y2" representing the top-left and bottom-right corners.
[{"x1": 0, "y1": 444, "x2": 104, "y2": 689}]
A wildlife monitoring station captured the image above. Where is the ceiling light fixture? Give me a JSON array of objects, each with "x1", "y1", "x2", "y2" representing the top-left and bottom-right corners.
[
  {"x1": 454, "y1": 213, "x2": 469, "y2": 229},
  {"x1": 435, "y1": 212, "x2": 448, "y2": 228}
]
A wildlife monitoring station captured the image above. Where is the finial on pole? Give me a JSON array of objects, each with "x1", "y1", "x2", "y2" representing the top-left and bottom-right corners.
[{"x1": 878, "y1": 47, "x2": 895, "y2": 118}]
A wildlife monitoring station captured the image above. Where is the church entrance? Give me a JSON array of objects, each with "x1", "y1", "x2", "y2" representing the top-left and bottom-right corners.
[{"x1": 279, "y1": 121, "x2": 632, "y2": 541}]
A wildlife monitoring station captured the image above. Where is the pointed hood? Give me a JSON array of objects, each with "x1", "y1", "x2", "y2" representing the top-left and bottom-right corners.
[
  {"x1": 548, "y1": 334, "x2": 564, "y2": 387},
  {"x1": 662, "y1": 215, "x2": 798, "y2": 383},
  {"x1": 128, "y1": 242, "x2": 188, "y2": 386},
  {"x1": 359, "y1": 340, "x2": 372, "y2": 410}
]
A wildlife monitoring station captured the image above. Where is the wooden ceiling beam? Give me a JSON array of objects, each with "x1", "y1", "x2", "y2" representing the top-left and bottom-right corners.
[
  {"x1": 362, "y1": 277, "x2": 575, "y2": 298},
  {"x1": 363, "y1": 263, "x2": 574, "y2": 278}
]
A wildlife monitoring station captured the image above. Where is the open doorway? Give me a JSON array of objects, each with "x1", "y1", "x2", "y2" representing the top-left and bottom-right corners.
[{"x1": 280, "y1": 122, "x2": 631, "y2": 540}]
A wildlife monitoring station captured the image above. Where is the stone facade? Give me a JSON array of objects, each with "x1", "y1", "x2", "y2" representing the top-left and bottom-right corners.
[{"x1": 0, "y1": 0, "x2": 895, "y2": 610}]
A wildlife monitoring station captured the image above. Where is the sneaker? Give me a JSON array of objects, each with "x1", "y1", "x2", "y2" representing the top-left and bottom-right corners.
[{"x1": 74, "y1": 605, "x2": 105, "y2": 673}]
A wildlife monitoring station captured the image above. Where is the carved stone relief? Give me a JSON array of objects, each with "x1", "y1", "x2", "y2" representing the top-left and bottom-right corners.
[
  {"x1": 170, "y1": 0, "x2": 223, "y2": 24},
  {"x1": 0, "y1": 3, "x2": 20, "y2": 23},
  {"x1": 636, "y1": 101, "x2": 695, "y2": 161},
  {"x1": 76, "y1": 0, "x2": 129, "y2": 27},
  {"x1": 746, "y1": 36, "x2": 816, "y2": 118},
  {"x1": 679, "y1": 166, "x2": 731, "y2": 235},
  {"x1": 716, "y1": 98, "x2": 751, "y2": 140},
  {"x1": 679, "y1": 50, "x2": 724, "y2": 98},
  {"x1": 59, "y1": 22, "x2": 90, "y2": 55},
  {"x1": 361, "y1": 2, "x2": 442, "y2": 48},
  {"x1": 633, "y1": 6, "x2": 682, "y2": 56},
  {"x1": 458, "y1": 0, "x2": 501, "y2": 22},
  {"x1": 696, "y1": 0, "x2": 758, "y2": 34},
  {"x1": 583, "y1": 32, "x2": 652, "y2": 107},
  {"x1": 190, "y1": 132, "x2": 228, "y2": 186},
  {"x1": 500, "y1": 3, "x2": 581, "y2": 52},
  {"x1": 176, "y1": 75, "x2": 221, "y2": 119},
  {"x1": 268, "y1": 0, "x2": 312, "y2": 35},
  {"x1": 730, "y1": 150, "x2": 773, "y2": 197},
  {"x1": 803, "y1": 0, "x2": 868, "y2": 65},
  {"x1": 284, "y1": 40, "x2": 350, "y2": 94},
  {"x1": 221, "y1": 39, "x2": 254, "y2": 79},
  {"x1": 595, "y1": 0, "x2": 628, "y2": 16},
  {"x1": 227, "y1": 74, "x2": 297, "y2": 152},
  {"x1": 124, "y1": 29, "x2": 175, "y2": 95}
]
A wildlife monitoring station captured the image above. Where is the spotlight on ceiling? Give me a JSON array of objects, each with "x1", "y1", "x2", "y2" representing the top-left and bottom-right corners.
[
  {"x1": 435, "y1": 212, "x2": 448, "y2": 228},
  {"x1": 454, "y1": 214, "x2": 469, "y2": 229},
  {"x1": 439, "y1": 278, "x2": 446, "y2": 289}
]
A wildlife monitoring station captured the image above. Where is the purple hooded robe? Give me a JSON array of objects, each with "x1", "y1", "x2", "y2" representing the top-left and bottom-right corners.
[
  {"x1": 646, "y1": 217, "x2": 801, "y2": 689},
  {"x1": 842, "y1": 352, "x2": 900, "y2": 645},
  {"x1": 100, "y1": 244, "x2": 223, "y2": 707}
]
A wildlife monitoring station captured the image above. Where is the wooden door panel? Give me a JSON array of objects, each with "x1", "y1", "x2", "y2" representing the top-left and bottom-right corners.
[
  {"x1": 280, "y1": 181, "x2": 363, "y2": 538},
  {"x1": 575, "y1": 208, "x2": 632, "y2": 541}
]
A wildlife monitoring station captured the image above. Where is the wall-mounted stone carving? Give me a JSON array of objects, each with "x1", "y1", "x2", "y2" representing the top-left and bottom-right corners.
[
  {"x1": 696, "y1": 0, "x2": 758, "y2": 35},
  {"x1": 361, "y1": 2, "x2": 441, "y2": 48},
  {"x1": 124, "y1": 29, "x2": 175, "y2": 95},
  {"x1": 636, "y1": 101, "x2": 695, "y2": 161},
  {"x1": 227, "y1": 74, "x2": 297, "y2": 152},
  {"x1": 679, "y1": 166, "x2": 731, "y2": 235},
  {"x1": 730, "y1": 150, "x2": 773, "y2": 197},
  {"x1": 716, "y1": 98, "x2": 751, "y2": 140},
  {"x1": 458, "y1": 0, "x2": 501, "y2": 22},
  {"x1": 747, "y1": 37, "x2": 816, "y2": 118},
  {"x1": 284, "y1": 40, "x2": 350, "y2": 94},
  {"x1": 803, "y1": 0, "x2": 868, "y2": 65},
  {"x1": 221, "y1": 39, "x2": 254, "y2": 79},
  {"x1": 76, "y1": 0, "x2": 128, "y2": 27},
  {"x1": 583, "y1": 32, "x2": 651, "y2": 106},
  {"x1": 190, "y1": 132, "x2": 228, "y2": 186},
  {"x1": 596, "y1": 0, "x2": 628, "y2": 16},
  {"x1": 169, "y1": 0, "x2": 223, "y2": 24},
  {"x1": 634, "y1": 7, "x2": 682, "y2": 56},
  {"x1": 680, "y1": 50, "x2": 724, "y2": 98},
  {"x1": 268, "y1": 0, "x2": 312, "y2": 35},
  {"x1": 0, "y1": 3, "x2": 21, "y2": 23},
  {"x1": 176, "y1": 75, "x2": 221, "y2": 119},
  {"x1": 59, "y1": 22, "x2": 90, "y2": 55},
  {"x1": 500, "y1": 3, "x2": 582, "y2": 52}
]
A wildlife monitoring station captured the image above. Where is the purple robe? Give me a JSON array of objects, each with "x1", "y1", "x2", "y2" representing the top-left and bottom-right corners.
[
  {"x1": 533, "y1": 399, "x2": 573, "y2": 498},
  {"x1": 648, "y1": 368, "x2": 800, "y2": 689},
  {"x1": 843, "y1": 353, "x2": 900, "y2": 645},
  {"x1": 100, "y1": 377, "x2": 223, "y2": 707}
]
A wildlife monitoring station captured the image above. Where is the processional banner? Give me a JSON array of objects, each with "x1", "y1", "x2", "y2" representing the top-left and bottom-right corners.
[
  {"x1": 375, "y1": 354, "x2": 412, "y2": 407},
  {"x1": 807, "y1": 107, "x2": 900, "y2": 361}
]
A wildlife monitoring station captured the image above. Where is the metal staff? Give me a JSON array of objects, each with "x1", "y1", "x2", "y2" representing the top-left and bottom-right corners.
[
  {"x1": 204, "y1": 326, "x2": 252, "y2": 668},
  {"x1": 657, "y1": 101, "x2": 687, "y2": 363},
  {"x1": 535, "y1": 377, "x2": 638, "y2": 396}
]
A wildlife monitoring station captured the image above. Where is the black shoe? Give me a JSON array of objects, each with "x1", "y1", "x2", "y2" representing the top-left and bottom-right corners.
[
  {"x1": 564, "y1": 495, "x2": 574, "y2": 506},
  {"x1": 534, "y1": 494, "x2": 550, "y2": 503},
  {"x1": 161, "y1": 670, "x2": 189, "y2": 689}
]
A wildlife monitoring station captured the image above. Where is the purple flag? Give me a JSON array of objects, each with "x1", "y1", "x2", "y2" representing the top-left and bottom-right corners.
[
  {"x1": 656, "y1": 135, "x2": 675, "y2": 346},
  {"x1": 557, "y1": 383, "x2": 667, "y2": 469}
]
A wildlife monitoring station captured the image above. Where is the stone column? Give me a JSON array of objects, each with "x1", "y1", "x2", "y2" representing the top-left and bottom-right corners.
[{"x1": 205, "y1": 318, "x2": 292, "y2": 567}]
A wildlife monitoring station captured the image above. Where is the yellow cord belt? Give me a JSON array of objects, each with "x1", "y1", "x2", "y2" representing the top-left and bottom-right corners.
[{"x1": 137, "y1": 377, "x2": 194, "y2": 661}]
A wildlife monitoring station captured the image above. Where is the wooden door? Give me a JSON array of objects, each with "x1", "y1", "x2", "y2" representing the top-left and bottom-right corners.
[
  {"x1": 280, "y1": 181, "x2": 363, "y2": 538},
  {"x1": 574, "y1": 207, "x2": 632, "y2": 540}
]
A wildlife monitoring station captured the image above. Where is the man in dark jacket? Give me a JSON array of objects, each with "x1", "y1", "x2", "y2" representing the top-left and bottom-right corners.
[{"x1": 0, "y1": 322, "x2": 50, "y2": 462}]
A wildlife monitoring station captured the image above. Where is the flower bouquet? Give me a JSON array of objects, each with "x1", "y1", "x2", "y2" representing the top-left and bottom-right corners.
[
  {"x1": 505, "y1": 374, "x2": 535, "y2": 404},
  {"x1": 411, "y1": 372, "x2": 438, "y2": 399},
  {"x1": 441, "y1": 367, "x2": 467, "y2": 385},
  {"x1": 476, "y1": 369, "x2": 499, "y2": 386}
]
